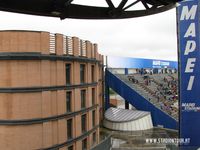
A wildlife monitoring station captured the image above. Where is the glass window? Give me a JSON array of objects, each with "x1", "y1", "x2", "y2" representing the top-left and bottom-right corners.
[
  {"x1": 80, "y1": 64, "x2": 85, "y2": 83},
  {"x1": 66, "y1": 64, "x2": 71, "y2": 85},
  {"x1": 81, "y1": 114, "x2": 87, "y2": 133},
  {"x1": 92, "y1": 88, "x2": 95, "y2": 105},
  {"x1": 91, "y1": 65, "x2": 95, "y2": 82},
  {"x1": 68, "y1": 145, "x2": 73, "y2": 150},
  {"x1": 92, "y1": 132, "x2": 96, "y2": 145},
  {"x1": 66, "y1": 91, "x2": 71, "y2": 112},
  {"x1": 81, "y1": 90, "x2": 86, "y2": 109},
  {"x1": 82, "y1": 138, "x2": 87, "y2": 150},
  {"x1": 67, "y1": 119, "x2": 73, "y2": 139},
  {"x1": 99, "y1": 67, "x2": 102, "y2": 80},
  {"x1": 92, "y1": 110, "x2": 95, "y2": 127}
]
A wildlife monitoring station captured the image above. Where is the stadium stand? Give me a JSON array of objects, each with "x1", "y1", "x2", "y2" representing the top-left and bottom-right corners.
[{"x1": 116, "y1": 72, "x2": 178, "y2": 121}]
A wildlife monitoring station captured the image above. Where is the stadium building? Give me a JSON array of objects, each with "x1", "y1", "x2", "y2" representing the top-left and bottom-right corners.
[
  {"x1": 105, "y1": 56, "x2": 178, "y2": 129},
  {"x1": 0, "y1": 30, "x2": 104, "y2": 150}
]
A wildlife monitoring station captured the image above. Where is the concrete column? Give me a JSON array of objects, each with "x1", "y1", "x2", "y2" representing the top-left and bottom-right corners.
[
  {"x1": 55, "y1": 33, "x2": 63, "y2": 55},
  {"x1": 125, "y1": 68, "x2": 128, "y2": 75},
  {"x1": 86, "y1": 41, "x2": 92, "y2": 58},
  {"x1": 125, "y1": 101, "x2": 129, "y2": 109},
  {"x1": 72, "y1": 37, "x2": 79, "y2": 57},
  {"x1": 105, "y1": 69, "x2": 110, "y2": 110}
]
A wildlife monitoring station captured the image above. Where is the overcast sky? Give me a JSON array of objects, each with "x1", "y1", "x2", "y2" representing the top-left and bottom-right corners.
[{"x1": 0, "y1": 4, "x2": 178, "y2": 61}]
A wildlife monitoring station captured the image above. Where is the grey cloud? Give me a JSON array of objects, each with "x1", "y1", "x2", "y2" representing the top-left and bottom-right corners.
[{"x1": 0, "y1": 7, "x2": 178, "y2": 61}]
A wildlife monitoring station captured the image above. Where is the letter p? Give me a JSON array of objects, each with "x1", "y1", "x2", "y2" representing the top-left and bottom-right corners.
[{"x1": 184, "y1": 40, "x2": 196, "y2": 55}]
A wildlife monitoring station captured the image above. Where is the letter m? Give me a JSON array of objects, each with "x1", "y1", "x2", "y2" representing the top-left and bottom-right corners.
[{"x1": 180, "y1": 5, "x2": 197, "y2": 20}]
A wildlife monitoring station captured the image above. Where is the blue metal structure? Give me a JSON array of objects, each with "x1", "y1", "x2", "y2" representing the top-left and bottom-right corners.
[
  {"x1": 177, "y1": 0, "x2": 200, "y2": 149},
  {"x1": 107, "y1": 56, "x2": 178, "y2": 69},
  {"x1": 105, "y1": 69, "x2": 178, "y2": 130}
]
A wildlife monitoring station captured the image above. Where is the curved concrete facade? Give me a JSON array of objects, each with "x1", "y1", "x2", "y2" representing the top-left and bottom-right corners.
[{"x1": 0, "y1": 31, "x2": 104, "y2": 150}]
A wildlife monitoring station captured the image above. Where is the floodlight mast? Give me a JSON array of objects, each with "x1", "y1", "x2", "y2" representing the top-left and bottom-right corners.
[{"x1": 0, "y1": 0, "x2": 182, "y2": 19}]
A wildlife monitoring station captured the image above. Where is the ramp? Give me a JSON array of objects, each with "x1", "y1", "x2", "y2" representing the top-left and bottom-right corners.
[{"x1": 105, "y1": 69, "x2": 178, "y2": 130}]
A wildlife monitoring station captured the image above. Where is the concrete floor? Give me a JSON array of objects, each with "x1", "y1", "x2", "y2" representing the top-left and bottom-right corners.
[{"x1": 101, "y1": 127, "x2": 179, "y2": 150}]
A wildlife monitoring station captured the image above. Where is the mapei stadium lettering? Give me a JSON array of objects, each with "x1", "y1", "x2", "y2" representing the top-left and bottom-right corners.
[
  {"x1": 180, "y1": 4, "x2": 198, "y2": 91},
  {"x1": 182, "y1": 103, "x2": 200, "y2": 112}
]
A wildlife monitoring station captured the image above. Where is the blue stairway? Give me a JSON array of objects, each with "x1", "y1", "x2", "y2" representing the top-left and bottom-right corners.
[{"x1": 105, "y1": 69, "x2": 178, "y2": 130}]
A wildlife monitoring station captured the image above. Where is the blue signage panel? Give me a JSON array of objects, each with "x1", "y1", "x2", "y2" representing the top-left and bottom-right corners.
[
  {"x1": 178, "y1": 0, "x2": 200, "y2": 148},
  {"x1": 107, "y1": 56, "x2": 177, "y2": 69}
]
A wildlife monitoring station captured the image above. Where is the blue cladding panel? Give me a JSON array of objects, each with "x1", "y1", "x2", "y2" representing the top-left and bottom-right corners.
[
  {"x1": 105, "y1": 70, "x2": 178, "y2": 130},
  {"x1": 107, "y1": 56, "x2": 178, "y2": 69},
  {"x1": 125, "y1": 68, "x2": 128, "y2": 75},
  {"x1": 105, "y1": 72, "x2": 110, "y2": 110},
  {"x1": 178, "y1": 0, "x2": 200, "y2": 148}
]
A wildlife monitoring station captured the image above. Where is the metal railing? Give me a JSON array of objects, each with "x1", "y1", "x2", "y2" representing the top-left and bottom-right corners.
[
  {"x1": 67, "y1": 36, "x2": 73, "y2": 55},
  {"x1": 91, "y1": 44, "x2": 95, "y2": 58},
  {"x1": 90, "y1": 135, "x2": 112, "y2": 150},
  {"x1": 49, "y1": 34, "x2": 91, "y2": 57},
  {"x1": 49, "y1": 33, "x2": 56, "y2": 54},
  {"x1": 78, "y1": 39, "x2": 81, "y2": 56},
  {"x1": 81, "y1": 40, "x2": 87, "y2": 57},
  {"x1": 63, "y1": 35, "x2": 67, "y2": 55}
]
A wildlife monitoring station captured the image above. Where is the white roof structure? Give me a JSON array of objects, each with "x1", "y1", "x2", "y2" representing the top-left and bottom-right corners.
[{"x1": 103, "y1": 107, "x2": 153, "y2": 131}]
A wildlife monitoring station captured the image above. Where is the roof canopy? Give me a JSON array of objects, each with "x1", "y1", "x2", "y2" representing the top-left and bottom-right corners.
[
  {"x1": 104, "y1": 107, "x2": 153, "y2": 131},
  {"x1": 105, "y1": 107, "x2": 150, "y2": 122},
  {"x1": 0, "y1": 0, "x2": 181, "y2": 19}
]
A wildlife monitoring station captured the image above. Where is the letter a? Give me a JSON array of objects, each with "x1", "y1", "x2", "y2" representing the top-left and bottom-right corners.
[{"x1": 184, "y1": 23, "x2": 196, "y2": 38}]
